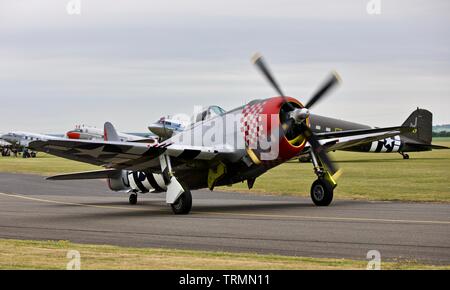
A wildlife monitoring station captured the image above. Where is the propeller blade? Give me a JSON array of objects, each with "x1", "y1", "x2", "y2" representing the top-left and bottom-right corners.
[
  {"x1": 304, "y1": 71, "x2": 341, "y2": 109},
  {"x1": 252, "y1": 53, "x2": 286, "y2": 98},
  {"x1": 301, "y1": 123, "x2": 339, "y2": 175}
]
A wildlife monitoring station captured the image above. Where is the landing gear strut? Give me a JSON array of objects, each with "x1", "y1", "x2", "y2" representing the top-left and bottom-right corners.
[
  {"x1": 399, "y1": 152, "x2": 410, "y2": 160},
  {"x1": 309, "y1": 151, "x2": 336, "y2": 206},
  {"x1": 129, "y1": 193, "x2": 138, "y2": 205},
  {"x1": 159, "y1": 153, "x2": 193, "y2": 215}
]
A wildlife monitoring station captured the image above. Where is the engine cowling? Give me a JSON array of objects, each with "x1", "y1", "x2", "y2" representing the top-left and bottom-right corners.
[
  {"x1": 241, "y1": 96, "x2": 308, "y2": 165},
  {"x1": 107, "y1": 170, "x2": 167, "y2": 193}
]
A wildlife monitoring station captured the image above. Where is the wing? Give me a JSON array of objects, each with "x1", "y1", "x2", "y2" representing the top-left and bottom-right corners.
[
  {"x1": 313, "y1": 126, "x2": 412, "y2": 151},
  {"x1": 46, "y1": 169, "x2": 120, "y2": 180},
  {"x1": 29, "y1": 139, "x2": 234, "y2": 172},
  {"x1": 29, "y1": 139, "x2": 168, "y2": 170}
]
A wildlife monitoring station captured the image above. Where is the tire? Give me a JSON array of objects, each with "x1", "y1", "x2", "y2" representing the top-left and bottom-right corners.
[
  {"x1": 403, "y1": 154, "x2": 410, "y2": 160},
  {"x1": 310, "y1": 179, "x2": 334, "y2": 206},
  {"x1": 129, "y1": 193, "x2": 138, "y2": 205},
  {"x1": 171, "y1": 190, "x2": 192, "y2": 214}
]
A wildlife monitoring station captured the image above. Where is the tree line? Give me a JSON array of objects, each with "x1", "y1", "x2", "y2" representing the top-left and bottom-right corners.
[{"x1": 432, "y1": 131, "x2": 450, "y2": 137}]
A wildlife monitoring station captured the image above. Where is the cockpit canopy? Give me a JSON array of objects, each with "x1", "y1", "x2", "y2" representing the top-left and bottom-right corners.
[{"x1": 193, "y1": 105, "x2": 226, "y2": 123}]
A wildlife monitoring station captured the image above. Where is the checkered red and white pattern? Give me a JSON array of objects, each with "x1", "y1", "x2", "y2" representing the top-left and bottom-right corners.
[{"x1": 240, "y1": 101, "x2": 267, "y2": 148}]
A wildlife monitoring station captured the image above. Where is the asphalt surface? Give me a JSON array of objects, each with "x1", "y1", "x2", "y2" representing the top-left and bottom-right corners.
[{"x1": 0, "y1": 172, "x2": 449, "y2": 264}]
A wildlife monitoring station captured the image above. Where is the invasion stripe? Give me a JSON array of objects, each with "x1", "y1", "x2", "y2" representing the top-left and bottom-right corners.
[
  {"x1": 132, "y1": 172, "x2": 149, "y2": 193},
  {"x1": 145, "y1": 171, "x2": 164, "y2": 192},
  {"x1": 375, "y1": 141, "x2": 383, "y2": 152}
]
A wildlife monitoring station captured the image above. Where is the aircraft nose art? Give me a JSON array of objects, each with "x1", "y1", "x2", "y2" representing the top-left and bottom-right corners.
[{"x1": 240, "y1": 96, "x2": 307, "y2": 165}]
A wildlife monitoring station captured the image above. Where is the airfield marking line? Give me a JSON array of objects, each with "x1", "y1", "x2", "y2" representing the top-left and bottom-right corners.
[
  {"x1": 199, "y1": 211, "x2": 450, "y2": 225},
  {"x1": 1, "y1": 192, "x2": 449, "y2": 225},
  {"x1": 0, "y1": 192, "x2": 151, "y2": 212}
]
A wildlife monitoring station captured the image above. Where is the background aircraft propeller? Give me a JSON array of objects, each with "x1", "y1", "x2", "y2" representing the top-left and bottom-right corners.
[{"x1": 251, "y1": 53, "x2": 340, "y2": 175}]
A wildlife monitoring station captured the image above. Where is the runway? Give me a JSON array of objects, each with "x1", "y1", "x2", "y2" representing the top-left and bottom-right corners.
[{"x1": 0, "y1": 172, "x2": 449, "y2": 264}]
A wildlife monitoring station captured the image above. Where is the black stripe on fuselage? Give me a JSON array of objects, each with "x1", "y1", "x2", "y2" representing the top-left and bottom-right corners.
[
  {"x1": 375, "y1": 141, "x2": 383, "y2": 152},
  {"x1": 145, "y1": 171, "x2": 164, "y2": 192},
  {"x1": 386, "y1": 145, "x2": 394, "y2": 153},
  {"x1": 132, "y1": 172, "x2": 149, "y2": 193}
]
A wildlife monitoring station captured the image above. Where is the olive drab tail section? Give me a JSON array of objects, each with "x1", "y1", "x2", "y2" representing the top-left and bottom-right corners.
[{"x1": 401, "y1": 108, "x2": 432, "y2": 144}]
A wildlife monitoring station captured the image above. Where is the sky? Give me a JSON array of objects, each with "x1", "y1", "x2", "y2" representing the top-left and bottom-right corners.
[{"x1": 0, "y1": 0, "x2": 449, "y2": 133}]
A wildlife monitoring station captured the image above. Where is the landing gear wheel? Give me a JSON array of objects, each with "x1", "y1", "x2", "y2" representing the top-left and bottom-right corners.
[
  {"x1": 129, "y1": 193, "x2": 137, "y2": 205},
  {"x1": 171, "y1": 190, "x2": 192, "y2": 214},
  {"x1": 310, "y1": 179, "x2": 334, "y2": 206},
  {"x1": 403, "y1": 154, "x2": 410, "y2": 160}
]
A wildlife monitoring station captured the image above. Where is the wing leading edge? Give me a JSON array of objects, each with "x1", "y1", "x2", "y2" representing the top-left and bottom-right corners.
[{"x1": 29, "y1": 139, "x2": 235, "y2": 172}]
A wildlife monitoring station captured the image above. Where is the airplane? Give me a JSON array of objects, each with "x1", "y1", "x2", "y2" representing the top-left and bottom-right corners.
[
  {"x1": 66, "y1": 125, "x2": 156, "y2": 143},
  {"x1": 148, "y1": 116, "x2": 186, "y2": 140},
  {"x1": 299, "y1": 108, "x2": 448, "y2": 161},
  {"x1": 0, "y1": 138, "x2": 12, "y2": 156},
  {"x1": 0, "y1": 131, "x2": 64, "y2": 147},
  {"x1": 28, "y1": 54, "x2": 420, "y2": 215},
  {"x1": 0, "y1": 131, "x2": 67, "y2": 157}
]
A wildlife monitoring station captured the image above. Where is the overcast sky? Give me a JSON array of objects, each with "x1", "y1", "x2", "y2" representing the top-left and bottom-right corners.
[{"x1": 0, "y1": 0, "x2": 449, "y2": 133}]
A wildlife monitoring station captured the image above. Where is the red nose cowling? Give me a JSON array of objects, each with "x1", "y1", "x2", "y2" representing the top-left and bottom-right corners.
[{"x1": 240, "y1": 96, "x2": 307, "y2": 167}]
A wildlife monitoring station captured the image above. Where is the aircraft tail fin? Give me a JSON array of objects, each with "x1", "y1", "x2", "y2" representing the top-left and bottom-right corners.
[
  {"x1": 104, "y1": 122, "x2": 120, "y2": 141},
  {"x1": 401, "y1": 108, "x2": 432, "y2": 144}
]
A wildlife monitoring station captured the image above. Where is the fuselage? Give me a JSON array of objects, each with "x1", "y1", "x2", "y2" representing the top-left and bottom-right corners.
[
  {"x1": 0, "y1": 131, "x2": 60, "y2": 147},
  {"x1": 158, "y1": 96, "x2": 308, "y2": 190},
  {"x1": 309, "y1": 112, "x2": 431, "y2": 153},
  {"x1": 148, "y1": 117, "x2": 185, "y2": 139},
  {"x1": 66, "y1": 126, "x2": 150, "y2": 142}
]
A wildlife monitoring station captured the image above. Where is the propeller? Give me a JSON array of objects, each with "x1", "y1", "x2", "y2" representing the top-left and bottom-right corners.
[
  {"x1": 251, "y1": 53, "x2": 340, "y2": 175},
  {"x1": 252, "y1": 53, "x2": 287, "y2": 102}
]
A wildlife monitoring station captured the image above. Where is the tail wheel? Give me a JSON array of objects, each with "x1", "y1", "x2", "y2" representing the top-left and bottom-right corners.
[
  {"x1": 171, "y1": 190, "x2": 192, "y2": 214},
  {"x1": 310, "y1": 179, "x2": 334, "y2": 206},
  {"x1": 129, "y1": 193, "x2": 138, "y2": 205}
]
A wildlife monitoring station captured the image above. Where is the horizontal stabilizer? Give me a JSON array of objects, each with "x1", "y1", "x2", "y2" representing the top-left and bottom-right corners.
[
  {"x1": 315, "y1": 126, "x2": 412, "y2": 139},
  {"x1": 405, "y1": 142, "x2": 449, "y2": 150},
  {"x1": 430, "y1": 144, "x2": 450, "y2": 149},
  {"x1": 47, "y1": 169, "x2": 120, "y2": 180}
]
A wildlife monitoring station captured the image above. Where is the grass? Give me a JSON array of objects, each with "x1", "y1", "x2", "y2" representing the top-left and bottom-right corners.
[
  {"x1": 0, "y1": 239, "x2": 447, "y2": 270},
  {"x1": 0, "y1": 139, "x2": 449, "y2": 202},
  {"x1": 0, "y1": 153, "x2": 100, "y2": 176}
]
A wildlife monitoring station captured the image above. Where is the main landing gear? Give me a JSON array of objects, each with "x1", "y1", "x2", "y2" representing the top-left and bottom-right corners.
[
  {"x1": 160, "y1": 153, "x2": 193, "y2": 215},
  {"x1": 170, "y1": 189, "x2": 192, "y2": 215},
  {"x1": 399, "y1": 152, "x2": 410, "y2": 160},
  {"x1": 309, "y1": 151, "x2": 337, "y2": 206}
]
